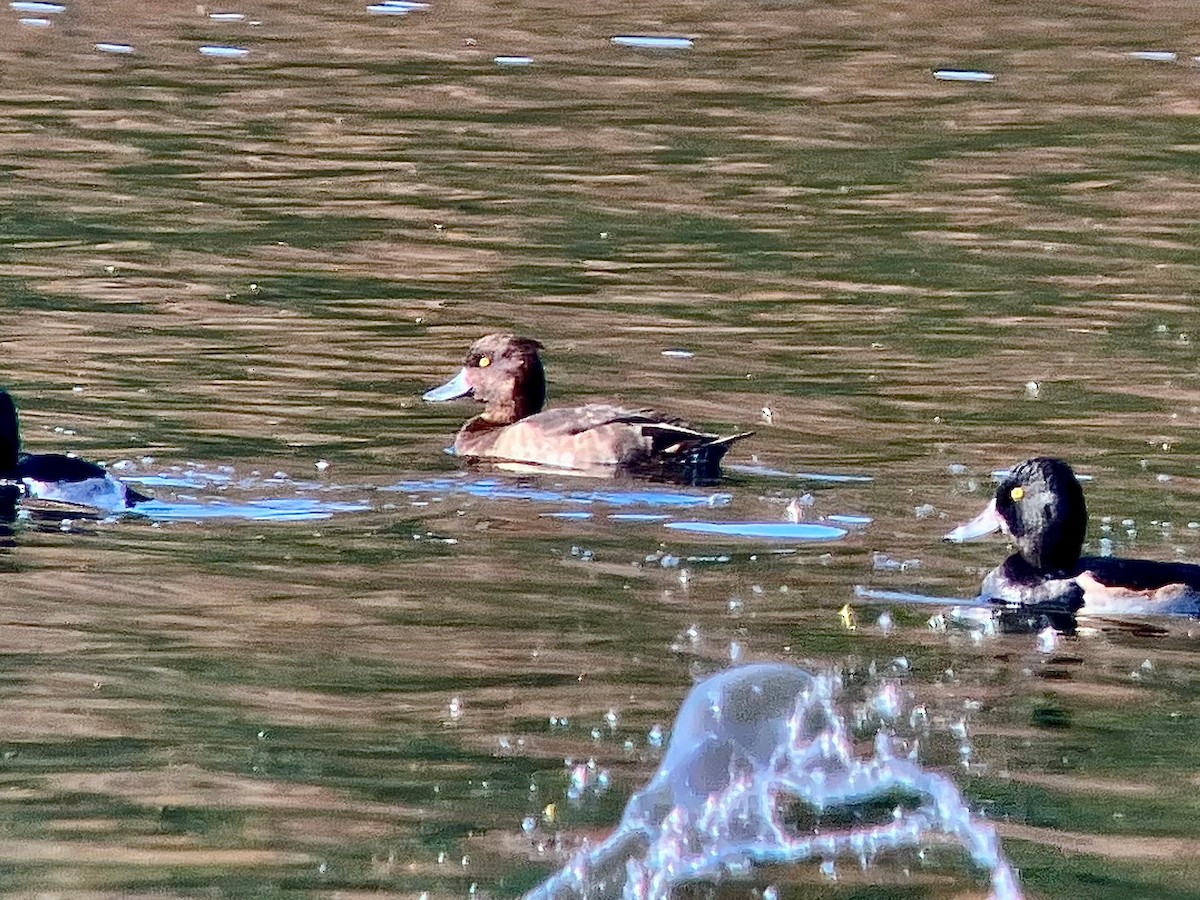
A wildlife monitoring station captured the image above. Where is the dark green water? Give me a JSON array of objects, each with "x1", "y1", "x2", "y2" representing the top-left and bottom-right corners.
[{"x1": 2, "y1": 0, "x2": 1200, "y2": 897}]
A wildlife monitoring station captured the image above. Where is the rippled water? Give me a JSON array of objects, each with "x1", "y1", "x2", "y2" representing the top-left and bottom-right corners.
[{"x1": 3, "y1": 0, "x2": 1200, "y2": 896}]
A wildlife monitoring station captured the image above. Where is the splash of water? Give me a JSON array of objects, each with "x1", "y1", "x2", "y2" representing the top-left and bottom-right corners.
[{"x1": 526, "y1": 663, "x2": 1022, "y2": 900}]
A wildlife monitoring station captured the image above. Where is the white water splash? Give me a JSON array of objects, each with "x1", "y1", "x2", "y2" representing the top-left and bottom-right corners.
[{"x1": 526, "y1": 662, "x2": 1022, "y2": 900}]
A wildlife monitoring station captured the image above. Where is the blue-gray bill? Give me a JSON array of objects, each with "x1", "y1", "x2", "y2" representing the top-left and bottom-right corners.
[
  {"x1": 944, "y1": 498, "x2": 1003, "y2": 543},
  {"x1": 422, "y1": 367, "x2": 472, "y2": 402}
]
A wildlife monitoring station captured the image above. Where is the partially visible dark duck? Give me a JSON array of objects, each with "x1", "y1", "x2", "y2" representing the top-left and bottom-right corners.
[
  {"x1": 0, "y1": 389, "x2": 151, "y2": 513},
  {"x1": 422, "y1": 334, "x2": 752, "y2": 482},
  {"x1": 945, "y1": 456, "x2": 1200, "y2": 617}
]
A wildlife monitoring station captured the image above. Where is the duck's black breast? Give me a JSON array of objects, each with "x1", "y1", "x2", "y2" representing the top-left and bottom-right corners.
[{"x1": 980, "y1": 554, "x2": 1085, "y2": 612}]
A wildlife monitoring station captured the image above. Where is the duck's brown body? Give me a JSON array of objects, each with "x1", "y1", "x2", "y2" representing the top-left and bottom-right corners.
[{"x1": 424, "y1": 334, "x2": 751, "y2": 482}]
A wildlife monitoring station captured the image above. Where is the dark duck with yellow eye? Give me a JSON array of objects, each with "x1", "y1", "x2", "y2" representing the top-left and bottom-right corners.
[
  {"x1": 0, "y1": 389, "x2": 151, "y2": 513},
  {"x1": 945, "y1": 456, "x2": 1200, "y2": 617},
  {"x1": 423, "y1": 334, "x2": 753, "y2": 483}
]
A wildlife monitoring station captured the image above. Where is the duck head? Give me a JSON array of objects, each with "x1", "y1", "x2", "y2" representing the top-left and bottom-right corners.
[
  {"x1": 944, "y1": 456, "x2": 1087, "y2": 572},
  {"x1": 423, "y1": 334, "x2": 547, "y2": 424}
]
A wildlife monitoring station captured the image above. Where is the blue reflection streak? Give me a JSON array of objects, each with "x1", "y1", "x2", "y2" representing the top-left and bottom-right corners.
[
  {"x1": 384, "y1": 477, "x2": 732, "y2": 509},
  {"x1": 665, "y1": 521, "x2": 847, "y2": 540},
  {"x1": 611, "y1": 35, "x2": 694, "y2": 50},
  {"x1": 725, "y1": 464, "x2": 873, "y2": 483},
  {"x1": 135, "y1": 498, "x2": 370, "y2": 522}
]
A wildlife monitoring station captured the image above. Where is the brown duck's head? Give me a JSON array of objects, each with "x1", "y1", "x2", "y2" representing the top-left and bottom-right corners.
[{"x1": 423, "y1": 333, "x2": 547, "y2": 424}]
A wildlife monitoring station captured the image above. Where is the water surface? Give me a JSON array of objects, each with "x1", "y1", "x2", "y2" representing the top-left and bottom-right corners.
[{"x1": 3, "y1": 0, "x2": 1200, "y2": 896}]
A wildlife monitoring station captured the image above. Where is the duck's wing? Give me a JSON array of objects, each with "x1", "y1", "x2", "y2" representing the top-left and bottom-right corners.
[
  {"x1": 483, "y1": 405, "x2": 750, "y2": 475},
  {"x1": 640, "y1": 425, "x2": 755, "y2": 461},
  {"x1": 520, "y1": 404, "x2": 683, "y2": 435},
  {"x1": 1076, "y1": 557, "x2": 1200, "y2": 617},
  {"x1": 549, "y1": 405, "x2": 753, "y2": 459}
]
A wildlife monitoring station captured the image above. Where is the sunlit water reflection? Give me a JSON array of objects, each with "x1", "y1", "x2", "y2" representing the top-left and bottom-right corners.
[{"x1": 3, "y1": 0, "x2": 1200, "y2": 896}]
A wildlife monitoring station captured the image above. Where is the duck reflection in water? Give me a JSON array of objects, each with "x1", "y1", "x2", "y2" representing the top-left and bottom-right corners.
[
  {"x1": 423, "y1": 334, "x2": 752, "y2": 484},
  {"x1": 0, "y1": 389, "x2": 151, "y2": 517},
  {"x1": 946, "y1": 457, "x2": 1200, "y2": 621}
]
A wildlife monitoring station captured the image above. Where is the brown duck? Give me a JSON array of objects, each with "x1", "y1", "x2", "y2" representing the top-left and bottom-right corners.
[{"x1": 423, "y1": 334, "x2": 752, "y2": 482}]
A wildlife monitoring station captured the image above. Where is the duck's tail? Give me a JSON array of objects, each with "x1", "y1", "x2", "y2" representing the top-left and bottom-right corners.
[
  {"x1": 123, "y1": 484, "x2": 153, "y2": 506},
  {"x1": 689, "y1": 431, "x2": 755, "y2": 477},
  {"x1": 700, "y1": 431, "x2": 755, "y2": 454},
  {"x1": 640, "y1": 426, "x2": 755, "y2": 484}
]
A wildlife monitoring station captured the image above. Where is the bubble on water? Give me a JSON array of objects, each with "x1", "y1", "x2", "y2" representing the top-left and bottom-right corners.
[
  {"x1": 873, "y1": 552, "x2": 920, "y2": 571},
  {"x1": 877, "y1": 611, "x2": 894, "y2": 635},
  {"x1": 870, "y1": 681, "x2": 903, "y2": 721},
  {"x1": 567, "y1": 762, "x2": 591, "y2": 800},
  {"x1": 1036, "y1": 626, "x2": 1059, "y2": 654}
]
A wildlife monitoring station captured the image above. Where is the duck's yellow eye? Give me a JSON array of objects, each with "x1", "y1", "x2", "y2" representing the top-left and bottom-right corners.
[
  {"x1": 1010, "y1": 486, "x2": 1025, "y2": 501},
  {"x1": 478, "y1": 355, "x2": 491, "y2": 368}
]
